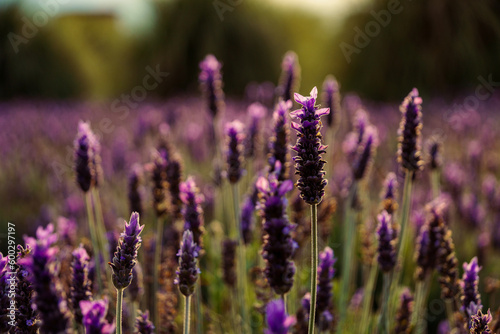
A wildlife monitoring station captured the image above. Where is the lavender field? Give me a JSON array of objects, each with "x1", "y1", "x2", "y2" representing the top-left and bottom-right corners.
[{"x1": 2, "y1": 49, "x2": 500, "y2": 334}]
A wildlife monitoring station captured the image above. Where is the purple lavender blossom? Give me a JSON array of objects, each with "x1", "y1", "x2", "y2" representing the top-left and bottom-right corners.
[
  {"x1": 199, "y1": 54, "x2": 224, "y2": 118},
  {"x1": 245, "y1": 102, "x2": 266, "y2": 159},
  {"x1": 70, "y1": 245, "x2": 93, "y2": 324},
  {"x1": 180, "y1": 177, "x2": 205, "y2": 251},
  {"x1": 128, "y1": 164, "x2": 143, "y2": 218},
  {"x1": 109, "y1": 212, "x2": 144, "y2": 290},
  {"x1": 165, "y1": 152, "x2": 184, "y2": 220},
  {"x1": 397, "y1": 88, "x2": 423, "y2": 172},
  {"x1": 150, "y1": 150, "x2": 168, "y2": 218},
  {"x1": 321, "y1": 75, "x2": 341, "y2": 129},
  {"x1": 427, "y1": 136, "x2": 442, "y2": 170},
  {"x1": 80, "y1": 298, "x2": 115, "y2": 334},
  {"x1": 377, "y1": 211, "x2": 397, "y2": 272},
  {"x1": 257, "y1": 166, "x2": 297, "y2": 294},
  {"x1": 57, "y1": 216, "x2": 77, "y2": 246},
  {"x1": 268, "y1": 100, "x2": 292, "y2": 181},
  {"x1": 175, "y1": 230, "x2": 200, "y2": 296},
  {"x1": 0, "y1": 252, "x2": 12, "y2": 333},
  {"x1": 290, "y1": 87, "x2": 329, "y2": 204},
  {"x1": 13, "y1": 246, "x2": 39, "y2": 334},
  {"x1": 277, "y1": 51, "x2": 300, "y2": 102},
  {"x1": 225, "y1": 120, "x2": 245, "y2": 184},
  {"x1": 470, "y1": 308, "x2": 492, "y2": 334},
  {"x1": 316, "y1": 247, "x2": 336, "y2": 331},
  {"x1": 135, "y1": 310, "x2": 155, "y2": 334},
  {"x1": 382, "y1": 172, "x2": 398, "y2": 214},
  {"x1": 240, "y1": 194, "x2": 257, "y2": 245},
  {"x1": 74, "y1": 121, "x2": 98, "y2": 192},
  {"x1": 19, "y1": 224, "x2": 71, "y2": 333},
  {"x1": 128, "y1": 263, "x2": 144, "y2": 305},
  {"x1": 461, "y1": 257, "x2": 482, "y2": 316},
  {"x1": 265, "y1": 299, "x2": 296, "y2": 334},
  {"x1": 394, "y1": 288, "x2": 413, "y2": 334},
  {"x1": 352, "y1": 125, "x2": 378, "y2": 180}
]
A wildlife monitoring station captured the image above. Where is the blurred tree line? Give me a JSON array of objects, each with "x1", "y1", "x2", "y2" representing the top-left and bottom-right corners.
[{"x1": 1, "y1": 0, "x2": 500, "y2": 101}]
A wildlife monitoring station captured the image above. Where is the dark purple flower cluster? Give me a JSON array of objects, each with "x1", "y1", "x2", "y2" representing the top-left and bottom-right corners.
[
  {"x1": 394, "y1": 288, "x2": 413, "y2": 334},
  {"x1": 461, "y1": 256, "x2": 482, "y2": 317},
  {"x1": 321, "y1": 75, "x2": 341, "y2": 129},
  {"x1": 165, "y1": 152, "x2": 184, "y2": 220},
  {"x1": 290, "y1": 87, "x2": 329, "y2": 204},
  {"x1": 381, "y1": 172, "x2": 398, "y2": 214},
  {"x1": 175, "y1": 230, "x2": 200, "y2": 296},
  {"x1": 19, "y1": 224, "x2": 71, "y2": 333},
  {"x1": 245, "y1": 102, "x2": 266, "y2": 159},
  {"x1": 135, "y1": 310, "x2": 155, "y2": 334},
  {"x1": 376, "y1": 210, "x2": 397, "y2": 272},
  {"x1": 80, "y1": 298, "x2": 115, "y2": 334},
  {"x1": 225, "y1": 120, "x2": 245, "y2": 184},
  {"x1": 316, "y1": 246, "x2": 336, "y2": 331},
  {"x1": 181, "y1": 177, "x2": 205, "y2": 250},
  {"x1": 13, "y1": 246, "x2": 39, "y2": 334},
  {"x1": 74, "y1": 121, "x2": 100, "y2": 192},
  {"x1": 199, "y1": 54, "x2": 224, "y2": 118},
  {"x1": 128, "y1": 263, "x2": 144, "y2": 304},
  {"x1": 470, "y1": 308, "x2": 492, "y2": 334},
  {"x1": 0, "y1": 253, "x2": 12, "y2": 333},
  {"x1": 277, "y1": 51, "x2": 300, "y2": 102},
  {"x1": 397, "y1": 88, "x2": 423, "y2": 172},
  {"x1": 352, "y1": 126, "x2": 378, "y2": 181},
  {"x1": 265, "y1": 299, "x2": 296, "y2": 334},
  {"x1": 128, "y1": 164, "x2": 143, "y2": 217},
  {"x1": 427, "y1": 136, "x2": 442, "y2": 170},
  {"x1": 70, "y1": 245, "x2": 93, "y2": 324},
  {"x1": 240, "y1": 193, "x2": 257, "y2": 245},
  {"x1": 222, "y1": 239, "x2": 237, "y2": 288},
  {"x1": 109, "y1": 212, "x2": 144, "y2": 290},
  {"x1": 257, "y1": 167, "x2": 297, "y2": 294},
  {"x1": 150, "y1": 150, "x2": 168, "y2": 218},
  {"x1": 268, "y1": 100, "x2": 292, "y2": 181}
]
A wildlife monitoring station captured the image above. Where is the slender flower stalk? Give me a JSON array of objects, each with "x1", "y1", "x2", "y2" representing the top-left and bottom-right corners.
[
  {"x1": 175, "y1": 230, "x2": 200, "y2": 334},
  {"x1": 290, "y1": 87, "x2": 329, "y2": 334},
  {"x1": 109, "y1": 212, "x2": 144, "y2": 334},
  {"x1": 265, "y1": 299, "x2": 296, "y2": 334}
]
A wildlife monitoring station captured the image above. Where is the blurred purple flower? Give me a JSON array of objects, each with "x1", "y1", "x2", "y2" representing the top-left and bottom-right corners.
[
  {"x1": 135, "y1": 310, "x2": 155, "y2": 334},
  {"x1": 265, "y1": 299, "x2": 296, "y2": 334},
  {"x1": 277, "y1": 51, "x2": 300, "y2": 102},
  {"x1": 376, "y1": 211, "x2": 397, "y2": 272},
  {"x1": 269, "y1": 100, "x2": 292, "y2": 181},
  {"x1": 461, "y1": 257, "x2": 482, "y2": 316},
  {"x1": 70, "y1": 245, "x2": 93, "y2": 324},
  {"x1": 80, "y1": 298, "x2": 115, "y2": 334},
  {"x1": 245, "y1": 102, "x2": 267, "y2": 159},
  {"x1": 397, "y1": 88, "x2": 423, "y2": 172},
  {"x1": 225, "y1": 120, "x2": 245, "y2": 184},
  {"x1": 181, "y1": 177, "x2": 205, "y2": 251},
  {"x1": 175, "y1": 230, "x2": 200, "y2": 296},
  {"x1": 199, "y1": 54, "x2": 224, "y2": 118},
  {"x1": 321, "y1": 75, "x2": 341, "y2": 129}
]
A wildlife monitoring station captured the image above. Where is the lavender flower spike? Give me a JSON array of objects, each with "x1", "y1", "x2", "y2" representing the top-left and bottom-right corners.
[
  {"x1": 80, "y1": 298, "x2": 115, "y2": 334},
  {"x1": 269, "y1": 100, "x2": 292, "y2": 181},
  {"x1": 109, "y1": 212, "x2": 144, "y2": 290},
  {"x1": 291, "y1": 87, "x2": 329, "y2": 204},
  {"x1": 128, "y1": 164, "x2": 143, "y2": 217},
  {"x1": 135, "y1": 310, "x2": 155, "y2": 334},
  {"x1": 382, "y1": 172, "x2": 398, "y2": 214},
  {"x1": 316, "y1": 247, "x2": 336, "y2": 331},
  {"x1": 180, "y1": 176, "x2": 205, "y2": 251},
  {"x1": 14, "y1": 246, "x2": 39, "y2": 334},
  {"x1": 352, "y1": 125, "x2": 378, "y2": 181},
  {"x1": 397, "y1": 88, "x2": 423, "y2": 172},
  {"x1": 470, "y1": 308, "x2": 492, "y2": 334},
  {"x1": 394, "y1": 288, "x2": 413, "y2": 334},
  {"x1": 461, "y1": 256, "x2": 482, "y2": 316},
  {"x1": 277, "y1": 51, "x2": 300, "y2": 102},
  {"x1": 321, "y1": 75, "x2": 341, "y2": 129},
  {"x1": 70, "y1": 245, "x2": 93, "y2": 324},
  {"x1": 257, "y1": 166, "x2": 297, "y2": 294},
  {"x1": 0, "y1": 252, "x2": 11, "y2": 333},
  {"x1": 377, "y1": 211, "x2": 397, "y2": 272},
  {"x1": 245, "y1": 102, "x2": 266, "y2": 159},
  {"x1": 175, "y1": 230, "x2": 200, "y2": 296},
  {"x1": 265, "y1": 299, "x2": 296, "y2": 334},
  {"x1": 74, "y1": 121, "x2": 98, "y2": 192},
  {"x1": 19, "y1": 224, "x2": 71, "y2": 333},
  {"x1": 225, "y1": 120, "x2": 245, "y2": 184},
  {"x1": 199, "y1": 54, "x2": 224, "y2": 117}
]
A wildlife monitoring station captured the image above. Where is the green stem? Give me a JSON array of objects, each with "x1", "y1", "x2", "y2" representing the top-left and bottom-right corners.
[
  {"x1": 184, "y1": 295, "x2": 191, "y2": 334},
  {"x1": 360, "y1": 260, "x2": 379, "y2": 334},
  {"x1": 308, "y1": 204, "x2": 318, "y2": 334},
  {"x1": 379, "y1": 273, "x2": 391, "y2": 334},
  {"x1": 388, "y1": 171, "x2": 413, "y2": 318},
  {"x1": 445, "y1": 299, "x2": 455, "y2": 330},
  {"x1": 91, "y1": 188, "x2": 112, "y2": 290},
  {"x1": 153, "y1": 216, "x2": 165, "y2": 329},
  {"x1": 116, "y1": 289, "x2": 124, "y2": 334},
  {"x1": 338, "y1": 183, "x2": 357, "y2": 331},
  {"x1": 130, "y1": 301, "x2": 138, "y2": 330},
  {"x1": 85, "y1": 192, "x2": 103, "y2": 296},
  {"x1": 412, "y1": 274, "x2": 432, "y2": 334},
  {"x1": 231, "y1": 183, "x2": 248, "y2": 334},
  {"x1": 196, "y1": 284, "x2": 203, "y2": 334},
  {"x1": 431, "y1": 170, "x2": 440, "y2": 199},
  {"x1": 282, "y1": 294, "x2": 287, "y2": 314}
]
